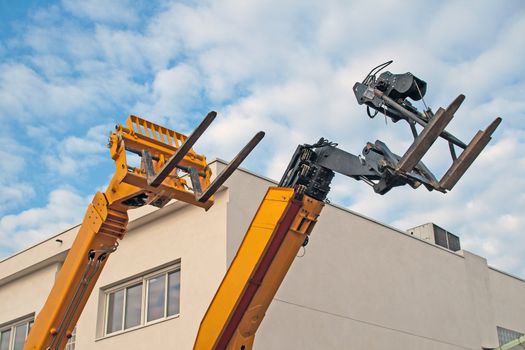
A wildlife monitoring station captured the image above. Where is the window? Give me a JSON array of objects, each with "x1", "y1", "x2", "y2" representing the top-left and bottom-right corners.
[
  {"x1": 65, "y1": 328, "x2": 76, "y2": 350},
  {"x1": 0, "y1": 317, "x2": 33, "y2": 350},
  {"x1": 497, "y1": 326, "x2": 524, "y2": 346},
  {"x1": 432, "y1": 224, "x2": 461, "y2": 252},
  {"x1": 104, "y1": 265, "x2": 181, "y2": 336}
]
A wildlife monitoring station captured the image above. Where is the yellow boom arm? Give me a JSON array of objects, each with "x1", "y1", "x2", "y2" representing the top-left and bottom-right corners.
[
  {"x1": 194, "y1": 188, "x2": 324, "y2": 350},
  {"x1": 24, "y1": 113, "x2": 263, "y2": 350}
]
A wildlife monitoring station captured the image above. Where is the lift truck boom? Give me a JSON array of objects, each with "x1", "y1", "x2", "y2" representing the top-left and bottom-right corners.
[
  {"x1": 23, "y1": 113, "x2": 263, "y2": 350},
  {"x1": 194, "y1": 62, "x2": 501, "y2": 349}
]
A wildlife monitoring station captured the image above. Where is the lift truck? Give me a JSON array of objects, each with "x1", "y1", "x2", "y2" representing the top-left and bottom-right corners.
[
  {"x1": 23, "y1": 113, "x2": 264, "y2": 350},
  {"x1": 24, "y1": 62, "x2": 500, "y2": 349},
  {"x1": 193, "y1": 62, "x2": 501, "y2": 349}
]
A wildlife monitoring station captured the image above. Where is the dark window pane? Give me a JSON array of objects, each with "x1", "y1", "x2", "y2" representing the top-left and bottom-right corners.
[
  {"x1": 433, "y1": 225, "x2": 448, "y2": 248},
  {"x1": 107, "y1": 289, "x2": 124, "y2": 334},
  {"x1": 13, "y1": 323, "x2": 27, "y2": 350},
  {"x1": 447, "y1": 232, "x2": 461, "y2": 251},
  {"x1": 147, "y1": 275, "x2": 166, "y2": 322},
  {"x1": 125, "y1": 284, "x2": 143, "y2": 329},
  {"x1": 497, "y1": 326, "x2": 524, "y2": 346},
  {"x1": 167, "y1": 270, "x2": 181, "y2": 316},
  {"x1": 0, "y1": 330, "x2": 10, "y2": 350}
]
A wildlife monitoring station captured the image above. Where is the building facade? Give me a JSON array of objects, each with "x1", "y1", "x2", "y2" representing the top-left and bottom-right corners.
[{"x1": 1, "y1": 161, "x2": 524, "y2": 349}]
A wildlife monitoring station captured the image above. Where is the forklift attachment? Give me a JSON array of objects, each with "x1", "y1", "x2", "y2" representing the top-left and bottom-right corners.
[
  {"x1": 137, "y1": 111, "x2": 264, "y2": 203},
  {"x1": 353, "y1": 60, "x2": 502, "y2": 194},
  {"x1": 109, "y1": 112, "x2": 264, "y2": 209},
  {"x1": 25, "y1": 112, "x2": 264, "y2": 350}
]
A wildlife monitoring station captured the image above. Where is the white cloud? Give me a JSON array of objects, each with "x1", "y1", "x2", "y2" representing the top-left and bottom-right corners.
[
  {"x1": 133, "y1": 64, "x2": 203, "y2": 122},
  {"x1": 0, "y1": 188, "x2": 89, "y2": 257},
  {"x1": 44, "y1": 123, "x2": 113, "y2": 176},
  {"x1": 0, "y1": 185, "x2": 35, "y2": 214},
  {"x1": 0, "y1": 136, "x2": 35, "y2": 213},
  {"x1": 0, "y1": 63, "x2": 94, "y2": 121},
  {"x1": 0, "y1": 148, "x2": 25, "y2": 177},
  {"x1": 29, "y1": 54, "x2": 72, "y2": 78},
  {"x1": 94, "y1": 26, "x2": 148, "y2": 73}
]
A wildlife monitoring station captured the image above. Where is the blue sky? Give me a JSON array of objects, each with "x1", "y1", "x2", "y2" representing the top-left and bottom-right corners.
[{"x1": 0, "y1": 0, "x2": 524, "y2": 278}]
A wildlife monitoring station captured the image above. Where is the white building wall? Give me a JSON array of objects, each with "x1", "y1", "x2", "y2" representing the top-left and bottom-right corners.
[
  {"x1": 489, "y1": 268, "x2": 525, "y2": 336},
  {"x1": 76, "y1": 188, "x2": 230, "y2": 350},
  {"x1": 0, "y1": 264, "x2": 58, "y2": 325}
]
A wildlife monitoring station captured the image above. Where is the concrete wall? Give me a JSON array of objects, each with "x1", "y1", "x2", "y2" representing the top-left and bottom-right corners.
[
  {"x1": 489, "y1": 268, "x2": 525, "y2": 336},
  {"x1": 0, "y1": 263, "x2": 58, "y2": 325}
]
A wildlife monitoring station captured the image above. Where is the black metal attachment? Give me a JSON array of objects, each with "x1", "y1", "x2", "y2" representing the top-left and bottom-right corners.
[
  {"x1": 279, "y1": 139, "x2": 336, "y2": 201},
  {"x1": 280, "y1": 119, "x2": 501, "y2": 197},
  {"x1": 351, "y1": 60, "x2": 502, "y2": 193},
  {"x1": 279, "y1": 137, "x2": 435, "y2": 197}
]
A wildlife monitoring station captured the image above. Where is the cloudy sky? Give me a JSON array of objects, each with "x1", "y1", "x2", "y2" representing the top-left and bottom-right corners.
[{"x1": 0, "y1": 0, "x2": 523, "y2": 277}]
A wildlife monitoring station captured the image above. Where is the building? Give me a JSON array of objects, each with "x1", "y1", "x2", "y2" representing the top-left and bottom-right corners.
[{"x1": 1, "y1": 161, "x2": 524, "y2": 349}]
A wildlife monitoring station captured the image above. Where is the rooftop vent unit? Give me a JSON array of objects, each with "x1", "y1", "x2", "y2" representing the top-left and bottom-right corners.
[{"x1": 407, "y1": 223, "x2": 461, "y2": 252}]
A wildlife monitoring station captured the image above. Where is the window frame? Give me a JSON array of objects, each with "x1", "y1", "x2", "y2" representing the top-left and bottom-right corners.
[
  {"x1": 145, "y1": 271, "x2": 167, "y2": 324},
  {"x1": 0, "y1": 316, "x2": 34, "y2": 350},
  {"x1": 103, "y1": 264, "x2": 181, "y2": 337}
]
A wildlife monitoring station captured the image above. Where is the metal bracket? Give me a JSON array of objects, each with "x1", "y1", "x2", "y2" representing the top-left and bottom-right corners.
[{"x1": 148, "y1": 111, "x2": 217, "y2": 187}]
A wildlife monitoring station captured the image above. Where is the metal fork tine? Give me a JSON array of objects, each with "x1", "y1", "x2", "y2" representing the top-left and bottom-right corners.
[
  {"x1": 439, "y1": 117, "x2": 502, "y2": 190},
  {"x1": 149, "y1": 111, "x2": 217, "y2": 187},
  {"x1": 397, "y1": 94, "x2": 465, "y2": 173},
  {"x1": 197, "y1": 131, "x2": 265, "y2": 203}
]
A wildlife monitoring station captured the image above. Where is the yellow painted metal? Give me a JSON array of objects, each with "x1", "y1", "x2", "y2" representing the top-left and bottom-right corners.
[
  {"x1": 24, "y1": 194, "x2": 126, "y2": 350},
  {"x1": 227, "y1": 194, "x2": 323, "y2": 349},
  {"x1": 24, "y1": 115, "x2": 215, "y2": 350},
  {"x1": 194, "y1": 187, "x2": 294, "y2": 350},
  {"x1": 107, "y1": 115, "x2": 213, "y2": 210},
  {"x1": 194, "y1": 188, "x2": 324, "y2": 350}
]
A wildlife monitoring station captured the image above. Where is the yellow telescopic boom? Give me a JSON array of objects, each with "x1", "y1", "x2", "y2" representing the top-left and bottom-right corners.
[
  {"x1": 24, "y1": 113, "x2": 263, "y2": 350},
  {"x1": 195, "y1": 188, "x2": 324, "y2": 350}
]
